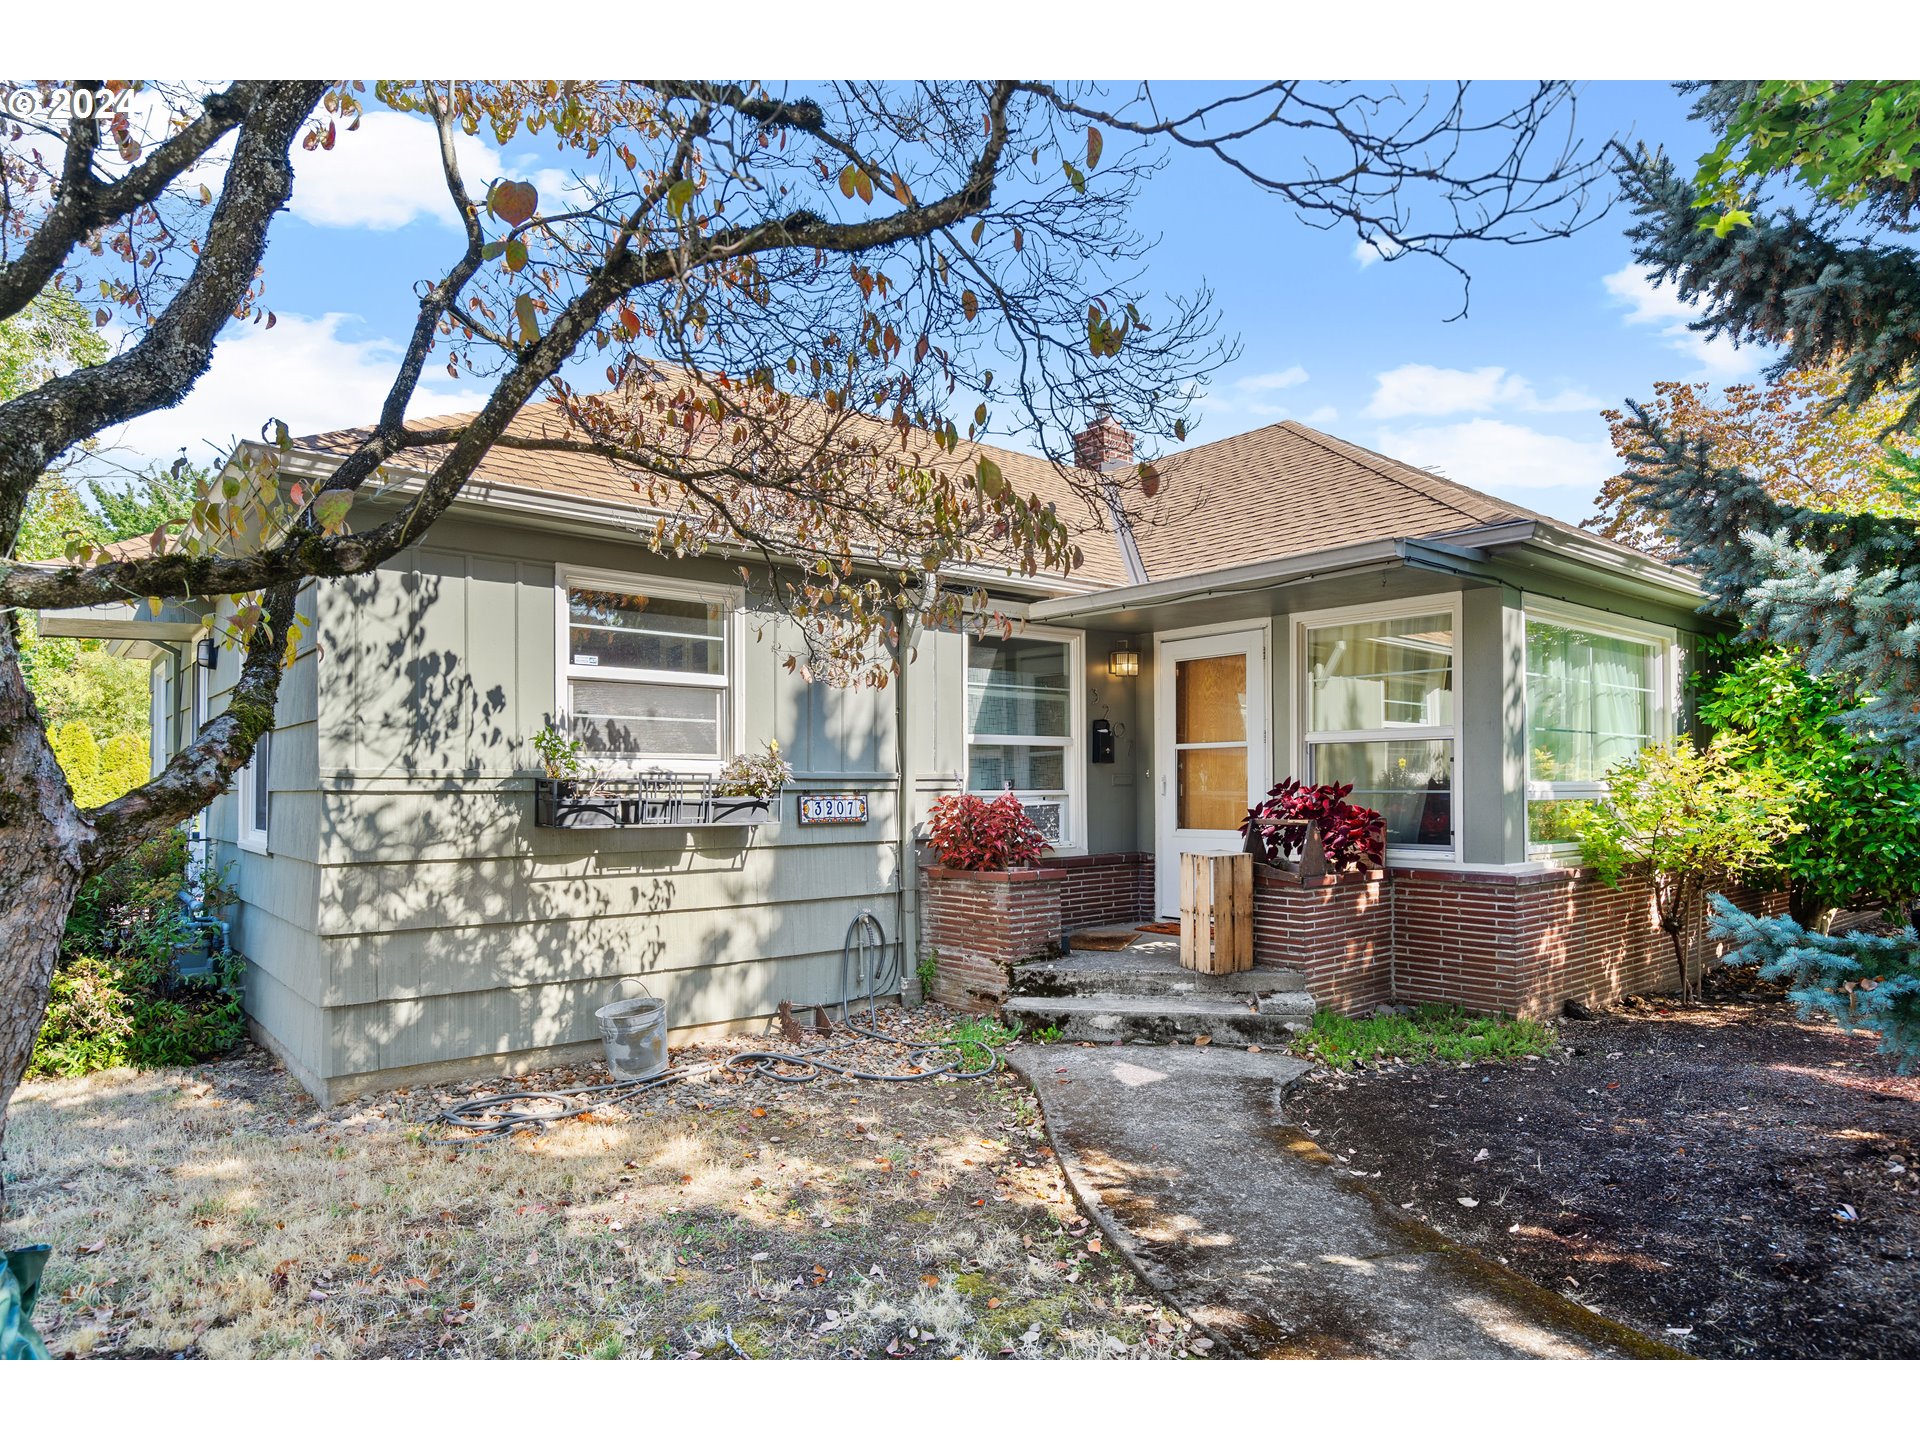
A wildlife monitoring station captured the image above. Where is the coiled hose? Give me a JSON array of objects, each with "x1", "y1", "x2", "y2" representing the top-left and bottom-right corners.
[{"x1": 427, "y1": 910, "x2": 996, "y2": 1144}]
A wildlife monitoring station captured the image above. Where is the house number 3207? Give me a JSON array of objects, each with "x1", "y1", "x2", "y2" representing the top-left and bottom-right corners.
[{"x1": 798, "y1": 794, "x2": 867, "y2": 825}]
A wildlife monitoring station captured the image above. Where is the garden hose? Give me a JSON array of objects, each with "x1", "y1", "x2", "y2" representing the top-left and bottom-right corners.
[{"x1": 425, "y1": 912, "x2": 997, "y2": 1144}]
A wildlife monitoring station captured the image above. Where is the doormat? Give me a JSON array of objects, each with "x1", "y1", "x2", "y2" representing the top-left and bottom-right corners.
[{"x1": 1135, "y1": 921, "x2": 1181, "y2": 936}]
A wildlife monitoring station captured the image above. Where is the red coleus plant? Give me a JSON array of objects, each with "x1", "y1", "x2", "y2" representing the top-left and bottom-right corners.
[
  {"x1": 1240, "y1": 777, "x2": 1385, "y2": 873},
  {"x1": 925, "y1": 792, "x2": 1051, "y2": 871}
]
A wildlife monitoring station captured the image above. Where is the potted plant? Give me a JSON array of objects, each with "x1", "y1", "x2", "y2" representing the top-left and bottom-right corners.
[
  {"x1": 710, "y1": 739, "x2": 792, "y2": 825},
  {"x1": 924, "y1": 791, "x2": 1050, "y2": 871},
  {"x1": 1239, "y1": 778, "x2": 1386, "y2": 875},
  {"x1": 531, "y1": 723, "x2": 627, "y2": 827}
]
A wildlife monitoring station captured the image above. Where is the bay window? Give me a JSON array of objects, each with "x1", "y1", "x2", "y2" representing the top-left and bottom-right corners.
[
  {"x1": 559, "y1": 570, "x2": 735, "y2": 766},
  {"x1": 1523, "y1": 603, "x2": 1670, "y2": 849},
  {"x1": 1300, "y1": 606, "x2": 1456, "y2": 851},
  {"x1": 964, "y1": 630, "x2": 1080, "y2": 846}
]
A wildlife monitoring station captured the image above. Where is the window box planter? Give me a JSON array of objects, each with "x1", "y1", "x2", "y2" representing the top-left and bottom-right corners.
[{"x1": 534, "y1": 775, "x2": 779, "y2": 829}]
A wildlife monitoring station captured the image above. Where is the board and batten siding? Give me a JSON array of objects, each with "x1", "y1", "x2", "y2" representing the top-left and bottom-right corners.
[{"x1": 248, "y1": 514, "x2": 908, "y2": 1098}]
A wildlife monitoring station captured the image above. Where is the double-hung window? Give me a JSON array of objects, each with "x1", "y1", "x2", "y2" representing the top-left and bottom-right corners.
[
  {"x1": 559, "y1": 570, "x2": 736, "y2": 767},
  {"x1": 964, "y1": 630, "x2": 1081, "y2": 847},
  {"x1": 1523, "y1": 601, "x2": 1671, "y2": 849},
  {"x1": 1299, "y1": 604, "x2": 1457, "y2": 852}
]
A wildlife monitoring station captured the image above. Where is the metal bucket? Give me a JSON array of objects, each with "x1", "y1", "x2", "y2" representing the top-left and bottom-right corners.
[{"x1": 595, "y1": 985, "x2": 668, "y2": 1081}]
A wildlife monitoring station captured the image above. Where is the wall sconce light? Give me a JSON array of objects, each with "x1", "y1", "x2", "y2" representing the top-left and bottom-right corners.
[
  {"x1": 196, "y1": 637, "x2": 218, "y2": 670},
  {"x1": 1108, "y1": 646, "x2": 1139, "y2": 678}
]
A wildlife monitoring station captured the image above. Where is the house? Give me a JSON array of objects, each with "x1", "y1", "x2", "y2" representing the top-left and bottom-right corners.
[{"x1": 39, "y1": 404, "x2": 1773, "y2": 1102}]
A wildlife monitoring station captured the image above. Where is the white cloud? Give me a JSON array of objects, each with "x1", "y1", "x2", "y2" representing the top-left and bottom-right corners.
[
  {"x1": 1366, "y1": 363, "x2": 1602, "y2": 420},
  {"x1": 1235, "y1": 366, "x2": 1309, "y2": 393},
  {"x1": 1368, "y1": 417, "x2": 1618, "y2": 496},
  {"x1": 290, "y1": 111, "x2": 541, "y2": 230},
  {"x1": 1602, "y1": 264, "x2": 1763, "y2": 380},
  {"x1": 1300, "y1": 405, "x2": 1339, "y2": 427},
  {"x1": 1354, "y1": 235, "x2": 1404, "y2": 268},
  {"x1": 99, "y1": 312, "x2": 493, "y2": 470}
]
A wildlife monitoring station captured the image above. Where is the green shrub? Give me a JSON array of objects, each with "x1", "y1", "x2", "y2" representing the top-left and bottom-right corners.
[
  {"x1": 29, "y1": 833, "x2": 247, "y2": 1079},
  {"x1": 1698, "y1": 643, "x2": 1920, "y2": 929},
  {"x1": 29, "y1": 955, "x2": 134, "y2": 1077}
]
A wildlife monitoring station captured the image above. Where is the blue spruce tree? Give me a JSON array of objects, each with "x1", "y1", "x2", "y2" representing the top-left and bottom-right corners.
[{"x1": 1615, "y1": 81, "x2": 1920, "y2": 1062}]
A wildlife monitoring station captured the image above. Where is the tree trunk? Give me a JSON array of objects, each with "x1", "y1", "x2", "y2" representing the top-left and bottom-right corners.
[{"x1": 0, "y1": 618, "x2": 89, "y2": 1193}]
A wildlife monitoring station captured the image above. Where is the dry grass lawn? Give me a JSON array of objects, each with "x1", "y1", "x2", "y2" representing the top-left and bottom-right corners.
[{"x1": 2, "y1": 1030, "x2": 1198, "y2": 1359}]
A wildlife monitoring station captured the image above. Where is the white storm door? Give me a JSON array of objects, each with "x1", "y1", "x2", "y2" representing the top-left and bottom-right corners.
[{"x1": 1154, "y1": 628, "x2": 1269, "y2": 916}]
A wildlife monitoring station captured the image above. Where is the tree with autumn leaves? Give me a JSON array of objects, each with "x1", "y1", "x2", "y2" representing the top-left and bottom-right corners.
[
  {"x1": 1591, "y1": 361, "x2": 1918, "y2": 560},
  {"x1": 0, "y1": 80, "x2": 1607, "y2": 1156}
]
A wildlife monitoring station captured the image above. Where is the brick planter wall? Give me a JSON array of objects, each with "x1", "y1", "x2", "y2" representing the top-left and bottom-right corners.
[
  {"x1": 1252, "y1": 868, "x2": 1394, "y2": 1013},
  {"x1": 1393, "y1": 869, "x2": 1788, "y2": 1018},
  {"x1": 920, "y1": 866, "x2": 1066, "y2": 1013},
  {"x1": 1251, "y1": 862, "x2": 1789, "y2": 1019},
  {"x1": 1053, "y1": 852, "x2": 1154, "y2": 932}
]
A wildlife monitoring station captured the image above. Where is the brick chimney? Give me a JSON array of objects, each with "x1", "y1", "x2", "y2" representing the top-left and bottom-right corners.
[{"x1": 1073, "y1": 415, "x2": 1134, "y2": 472}]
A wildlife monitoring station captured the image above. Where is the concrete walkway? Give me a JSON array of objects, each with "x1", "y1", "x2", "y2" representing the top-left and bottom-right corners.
[{"x1": 1010, "y1": 1045, "x2": 1677, "y2": 1359}]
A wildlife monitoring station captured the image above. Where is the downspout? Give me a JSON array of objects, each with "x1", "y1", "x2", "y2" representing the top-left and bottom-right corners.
[{"x1": 894, "y1": 578, "x2": 932, "y2": 1005}]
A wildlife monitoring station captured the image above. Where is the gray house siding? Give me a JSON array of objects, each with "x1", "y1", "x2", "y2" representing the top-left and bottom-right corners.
[{"x1": 216, "y1": 513, "x2": 911, "y2": 1098}]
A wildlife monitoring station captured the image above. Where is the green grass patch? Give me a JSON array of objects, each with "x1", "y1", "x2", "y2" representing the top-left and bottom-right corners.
[
  {"x1": 1291, "y1": 1004, "x2": 1556, "y2": 1070},
  {"x1": 938, "y1": 1016, "x2": 1019, "y2": 1070}
]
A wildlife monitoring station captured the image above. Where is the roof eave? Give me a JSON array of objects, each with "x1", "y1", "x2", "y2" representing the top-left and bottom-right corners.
[
  {"x1": 1440, "y1": 519, "x2": 1707, "y2": 609},
  {"x1": 268, "y1": 445, "x2": 1109, "y2": 600}
]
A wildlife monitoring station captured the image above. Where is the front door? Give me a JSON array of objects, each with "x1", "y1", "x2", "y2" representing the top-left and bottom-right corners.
[{"x1": 1154, "y1": 628, "x2": 1270, "y2": 916}]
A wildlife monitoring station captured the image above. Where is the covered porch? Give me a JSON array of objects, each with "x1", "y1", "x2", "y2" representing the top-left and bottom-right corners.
[{"x1": 921, "y1": 522, "x2": 1786, "y2": 1024}]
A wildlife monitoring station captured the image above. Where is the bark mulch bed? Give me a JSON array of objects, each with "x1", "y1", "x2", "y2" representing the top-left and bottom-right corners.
[{"x1": 1285, "y1": 970, "x2": 1920, "y2": 1359}]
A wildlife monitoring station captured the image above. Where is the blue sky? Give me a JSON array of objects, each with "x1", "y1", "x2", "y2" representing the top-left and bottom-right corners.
[{"x1": 102, "y1": 81, "x2": 1772, "y2": 527}]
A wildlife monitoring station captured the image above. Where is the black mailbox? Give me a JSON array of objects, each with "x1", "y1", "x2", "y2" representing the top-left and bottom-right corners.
[{"x1": 1091, "y1": 718, "x2": 1115, "y2": 764}]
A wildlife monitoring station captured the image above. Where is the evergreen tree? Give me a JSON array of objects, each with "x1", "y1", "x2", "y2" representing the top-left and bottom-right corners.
[{"x1": 1615, "y1": 80, "x2": 1920, "y2": 1060}]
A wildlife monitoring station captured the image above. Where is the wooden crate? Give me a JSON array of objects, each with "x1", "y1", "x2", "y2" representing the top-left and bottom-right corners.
[{"x1": 1179, "y1": 852, "x2": 1254, "y2": 974}]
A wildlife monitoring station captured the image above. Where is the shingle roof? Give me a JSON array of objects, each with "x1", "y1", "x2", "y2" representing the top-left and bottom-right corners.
[
  {"x1": 293, "y1": 399, "x2": 1137, "y2": 589},
  {"x1": 1131, "y1": 420, "x2": 1550, "y2": 581},
  {"x1": 288, "y1": 404, "x2": 1583, "y2": 596}
]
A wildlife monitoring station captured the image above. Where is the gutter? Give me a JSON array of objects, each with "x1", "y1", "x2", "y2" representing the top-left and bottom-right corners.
[
  {"x1": 1028, "y1": 538, "x2": 1409, "y2": 623},
  {"x1": 1429, "y1": 519, "x2": 1708, "y2": 611},
  {"x1": 1029, "y1": 523, "x2": 1708, "y2": 627}
]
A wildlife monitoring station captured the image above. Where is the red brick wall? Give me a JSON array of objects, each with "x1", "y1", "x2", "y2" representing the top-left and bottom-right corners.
[
  {"x1": 920, "y1": 867, "x2": 1065, "y2": 1013},
  {"x1": 1252, "y1": 868, "x2": 1395, "y2": 1013},
  {"x1": 1052, "y1": 852, "x2": 1153, "y2": 932},
  {"x1": 1253, "y1": 862, "x2": 1789, "y2": 1019},
  {"x1": 1391, "y1": 869, "x2": 1524, "y2": 1015}
]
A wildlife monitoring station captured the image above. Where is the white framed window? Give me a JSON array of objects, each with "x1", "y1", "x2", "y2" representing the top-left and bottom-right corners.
[
  {"x1": 964, "y1": 627, "x2": 1083, "y2": 849},
  {"x1": 1295, "y1": 597, "x2": 1460, "y2": 857},
  {"x1": 556, "y1": 567, "x2": 742, "y2": 771},
  {"x1": 237, "y1": 729, "x2": 271, "y2": 854},
  {"x1": 1523, "y1": 597, "x2": 1675, "y2": 852}
]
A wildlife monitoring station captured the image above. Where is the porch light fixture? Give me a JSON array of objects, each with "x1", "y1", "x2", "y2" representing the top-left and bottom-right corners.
[
  {"x1": 196, "y1": 637, "x2": 218, "y2": 670},
  {"x1": 1108, "y1": 646, "x2": 1139, "y2": 678}
]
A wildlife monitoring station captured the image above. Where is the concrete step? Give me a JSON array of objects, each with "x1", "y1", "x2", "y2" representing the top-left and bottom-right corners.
[
  {"x1": 1013, "y1": 959, "x2": 1309, "y2": 1000},
  {"x1": 1004, "y1": 991, "x2": 1315, "y2": 1047}
]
